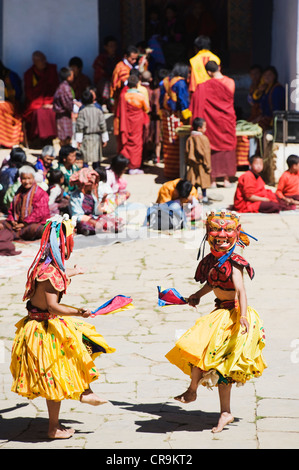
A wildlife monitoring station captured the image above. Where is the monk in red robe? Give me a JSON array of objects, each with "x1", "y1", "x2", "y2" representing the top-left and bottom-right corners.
[
  {"x1": 234, "y1": 155, "x2": 294, "y2": 213},
  {"x1": 110, "y1": 46, "x2": 139, "y2": 139},
  {"x1": 116, "y1": 75, "x2": 149, "y2": 173},
  {"x1": 190, "y1": 61, "x2": 236, "y2": 188},
  {"x1": 23, "y1": 51, "x2": 59, "y2": 141}
]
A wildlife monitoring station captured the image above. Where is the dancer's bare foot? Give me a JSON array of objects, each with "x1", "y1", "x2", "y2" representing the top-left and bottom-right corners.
[
  {"x1": 48, "y1": 425, "x2": 75, "y2": 439},
  {"x1": 212, "y1": 412, "x2": 234, "y2": 433},
  {"x1": 80, "y1": 388, "x2": 108, "y2": 406},
  {"x1": 174, "y1": 388, "x2": 197, "y2": 403}
]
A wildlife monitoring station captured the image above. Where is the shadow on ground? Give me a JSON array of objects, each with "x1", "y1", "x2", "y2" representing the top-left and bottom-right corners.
[{"x1": 111, "y1": 400, "x2": 240, "y2": 433}]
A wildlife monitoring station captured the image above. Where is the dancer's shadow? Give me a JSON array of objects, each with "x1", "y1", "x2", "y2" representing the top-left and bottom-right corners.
[
  {"x1": 110, "y1": 401, "x2": 240, "y2": 433},
  {"x1": 0, "y1": 403, "x2": 84, "y2": 443}
]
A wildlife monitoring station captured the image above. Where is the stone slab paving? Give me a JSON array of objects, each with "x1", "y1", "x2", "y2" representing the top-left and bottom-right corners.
[{"x1": 0, "y1": 149, "x2": 298, "y2": 452}]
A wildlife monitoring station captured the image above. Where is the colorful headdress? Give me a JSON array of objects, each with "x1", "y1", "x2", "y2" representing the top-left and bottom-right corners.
[
  {"x1": 197, "y1": 209, "x2": 257, "y2": 265},
  {"x1": 23, "y1": 215, "x2": 77, "y2": 301}
]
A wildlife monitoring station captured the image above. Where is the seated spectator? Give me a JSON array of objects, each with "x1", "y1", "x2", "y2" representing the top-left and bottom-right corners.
[
  {"x1": 276, "y1": 154, "x2": 299, "y2": 207},
  {"x1": 233, "y1": 155, "x2": 294, "y2": 213},
  {"x1": 23, "y1": 51, "x2": 59, "y2": 142},
  {"x1": 96, "y1": 165, "x2": 128, "y2": 214},
  {"x1": 69, "y1": 167, "x2": 123, "y2": 235},
  {"x1": 75, "y1": 149, "x2": 87, "y2": 169},
  {"x1": 56, "y1": 145, "x2": 79, "y2": 194},
  {"x1": 106, "y1": 154, "x2": 130, "y2": 202},
  {"x1": 155, "y1": 178, "x2": 202, "y2": 223},
  {"x1": 68, "y1": 56, "x2": 91, "y2": 100},
  {"x1": 251, "y1": 66, "x2": 285, "y2": 131},
  {"x1": 0, "y1": 147, "x2": 27, "y2": 212},
  {"x1": 47, "y1": 168, "x2": 70, "y2": 216},
  {"x1": 34, "y1": 145, "x2": 56, "y2": 181},
  {"x1": 156, "y1": 178, "x2": 199, "y2": 205},
  {"x1": 0, "y1": 165, "x2": 50, "y2": 240}
]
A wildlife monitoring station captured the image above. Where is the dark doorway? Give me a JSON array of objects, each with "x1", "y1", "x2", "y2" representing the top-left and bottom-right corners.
[{"x1": 144, "y1": 0, "x2": 273, "y2": 73}]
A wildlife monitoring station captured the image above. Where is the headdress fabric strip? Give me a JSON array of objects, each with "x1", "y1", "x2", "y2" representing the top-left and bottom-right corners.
[
  {"x1": 157, "y1": 286, "x2": 187, "y2": 306},
  {"x1": 49, "y1": 221, "x2": 65, "y2": 272}
]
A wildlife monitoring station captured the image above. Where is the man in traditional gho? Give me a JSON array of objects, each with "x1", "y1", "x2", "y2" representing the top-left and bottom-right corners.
[
  {"x1": 166, "y1": 209, "x2": 266, "y2": 433},
  {"x1": 10, "y1": 215, "x2": 115, "y2": 439}
]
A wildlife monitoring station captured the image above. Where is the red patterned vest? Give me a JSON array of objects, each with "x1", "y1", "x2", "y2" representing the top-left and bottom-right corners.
[{"x1": 195, "y1": 253, "x2": 254, "y2": 291}]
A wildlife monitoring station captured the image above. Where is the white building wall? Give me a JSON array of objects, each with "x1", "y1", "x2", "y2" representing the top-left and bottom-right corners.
[
  {"x1": 271, "y1": 0, "x2": 299, "y2": 110},
  {"x1": 2, "y1": 0, "x2": 99, "y2": 82}
]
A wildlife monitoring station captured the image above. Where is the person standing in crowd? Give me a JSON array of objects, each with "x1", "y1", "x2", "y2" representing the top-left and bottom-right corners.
[
  {"x1": 185, "y1": 117, "x2": 211, "y2": 203},
  {"x1": 75, "y1": 88, "x2": 109, "y2": 168},
  {"x1": 160, "y1": 62, "x2": 191, "y2": 179},
  {"x1": 189, "y1": 35, "x2": 220, "y2": 93},
  {"x1": 93, "y1": 36, "x2": 120, "y2": 110},
  {"x1": 116, "y1": 75, "x2": 149, "y2": 174},
  {"x1": 190, "y1": 61, "x2": 236, "y2": 188},
  {"x1": 53, "y1": 67, "x2": 75, "y2": 146},
  {"x1": 68, "y1": 56, "x2": 91, "y2": 101},
  {"x1": 110, "y1": 45, "x2": 139, "y2": 144}
]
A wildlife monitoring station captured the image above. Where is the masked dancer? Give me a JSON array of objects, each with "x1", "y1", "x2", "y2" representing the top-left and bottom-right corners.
[{"x1": 166, "y1": 209, "x2": 266, "y2": 433}]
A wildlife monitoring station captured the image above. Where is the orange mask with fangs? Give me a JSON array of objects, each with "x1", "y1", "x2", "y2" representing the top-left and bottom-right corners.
[{"x1": 206, "y1": 210, "x2": 241, "y2": 258}]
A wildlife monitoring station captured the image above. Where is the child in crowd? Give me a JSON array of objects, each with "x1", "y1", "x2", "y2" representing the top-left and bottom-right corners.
[
  {"x1": 186, "y1": 117, "x2": 211, "y2": 204},
  {"x1": 95, "y1": 165, "x2": 128, "y2": 214},
  {"x1": 53, "y1": 67, "x2": 74, "y2": 146},
  {"x1": 106, "y1": 154, "x2": 130, "y2": 203},
  {"x1": 75, "y1": 150, "x2": 87, "y2": 169},
  {"x1": 75, "y1": 88, "x2": 109, "y2": 167},
  {"x1": 233, "y1": 155, "x2": 294, "y2": 213},
  {"x1": 56, "y1": 145, "x2": 80, "y2": 194},
  {"x1": 47, "y1": 168, "x2": 70, "y2": 216},
  {"x1": 0, "y1": 147, "x2": 27, "y2": 212},
  {"x1": 276, "y1": 154, "x2": 299, "y2": 207}
]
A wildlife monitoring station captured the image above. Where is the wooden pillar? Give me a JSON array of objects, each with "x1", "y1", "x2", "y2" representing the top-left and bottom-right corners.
[
  {"x1": 121, "y1": 0, "x2": 146, "y2": 49},
  {"x1": 228, "y1": 0, "x2": 253, "y2": 71}
]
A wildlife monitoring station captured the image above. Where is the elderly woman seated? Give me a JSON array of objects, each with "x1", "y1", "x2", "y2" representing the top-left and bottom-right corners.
[
  {"x1": 0, "y1": 165, "x2": 50, "y2": 241},
  {"x1": 69, "y1": 167, "x2": 123, "y2": 235}
]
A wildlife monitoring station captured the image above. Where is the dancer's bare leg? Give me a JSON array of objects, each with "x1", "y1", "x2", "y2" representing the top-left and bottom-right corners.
[
  {"x1": 80, "y1": 387, "x2": 108, "y2": 406},
  {"x1": 174, "y1": 367, "x2": 203, "y2": 403},
  {"x1": 212, "y1": 383, "x2": 234, "y2": 433},
  {"x1": 46, "y1": 400, "x2": 75, "y2": 439}
]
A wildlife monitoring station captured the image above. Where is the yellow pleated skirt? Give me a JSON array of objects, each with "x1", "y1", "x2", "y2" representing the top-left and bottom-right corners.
[
  {"x1": 165, "y1": 305, "x2": 266, "y2": 387},
  {"x1": 10, "y1": 316, "x2": 115, "y2": 401}
]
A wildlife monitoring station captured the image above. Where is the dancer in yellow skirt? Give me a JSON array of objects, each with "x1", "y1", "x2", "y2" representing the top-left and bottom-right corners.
[
  {"x1": 10, "y1": 215, "x2": 115, "y2": 439},
  {"x1": 166, "y1": 209, "x2": 266, "y2": 433}
]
